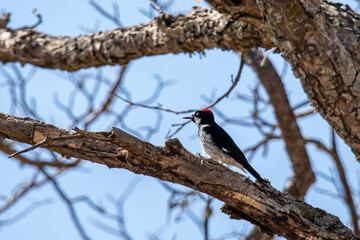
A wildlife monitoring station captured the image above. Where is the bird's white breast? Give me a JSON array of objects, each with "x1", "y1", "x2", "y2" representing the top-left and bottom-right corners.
[{"x1": 198, "y1": 125, "x2": 245, "y2": 171}]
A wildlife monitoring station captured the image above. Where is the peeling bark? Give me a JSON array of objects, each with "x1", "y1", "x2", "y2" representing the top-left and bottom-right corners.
[{"x1": 0, "y1": 112, "x2": 358, "y2": 240}]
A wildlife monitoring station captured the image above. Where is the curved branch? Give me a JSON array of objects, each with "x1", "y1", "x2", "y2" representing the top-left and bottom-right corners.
[{"x1": 0, "y1": 112, "x2": 357, "y2": 240}]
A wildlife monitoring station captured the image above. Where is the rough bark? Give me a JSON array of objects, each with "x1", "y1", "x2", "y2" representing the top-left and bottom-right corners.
[
  {"x1": 0, "y1": 112, "x2": 358, "y2": 240},
  {"x1": 258, "y1": 0, "x2": 360, "y2": 160},
  {"x1": 0, "y1": 8, "x2": 273, "y2": 71},
  {"x1": 2, "y1": 1, "x2": 360, "y2": 163},
  {"x1": 203, "y1": 0, "x2": 360, "y2": 161},
  {"x1": 245, "y1": 49, "x2": 315, "y2": 199},
  {"x1": 244, "y1": 49, "x2": 316, "y2": 240}
]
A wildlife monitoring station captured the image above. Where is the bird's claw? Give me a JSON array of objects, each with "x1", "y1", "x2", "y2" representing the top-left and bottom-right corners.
[{"x1": 196, "y1": 153, "x2": 205, "y2": 165}]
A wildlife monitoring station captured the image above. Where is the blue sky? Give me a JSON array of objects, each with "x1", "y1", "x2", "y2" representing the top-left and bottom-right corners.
[{"x1": 1, "y1": 0, "x2": 360, "y2": 239}]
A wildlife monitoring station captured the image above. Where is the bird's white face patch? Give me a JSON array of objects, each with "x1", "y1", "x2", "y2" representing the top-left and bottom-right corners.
[{"x1": 194, "y1": 116, "x2": 202, "y2": 126}]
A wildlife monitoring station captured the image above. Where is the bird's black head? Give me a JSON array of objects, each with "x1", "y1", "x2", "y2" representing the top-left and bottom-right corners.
[{"x1": 183, "y1": 109, "x2": 215, "y2": 126}]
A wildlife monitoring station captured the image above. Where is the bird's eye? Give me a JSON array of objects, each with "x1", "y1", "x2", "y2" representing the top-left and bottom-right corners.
[{"x1": 195, "y1": 112, "x2": 200, "y2": 117}]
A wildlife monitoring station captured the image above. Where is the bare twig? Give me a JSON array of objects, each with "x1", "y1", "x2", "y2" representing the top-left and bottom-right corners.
[
  {"x1": 203, "y1": 197, "x2": 213, "y2": 240},
  {"x1": 8, "y1": 134, "x2": 83, "y2": 159},
  {"x1": 0, "y1": 168, "x2": 65, "y2": 225},
  {"x1": 166, "y1": 121, "x2": 190, "y2": 139},
  {"x1": 85, "y1": 65, "x2": 129, "y2": 129},
  {"x1": 1, "y1": 172, "x2": 41, "y2": 214},
  {"x1": 292, "y1": 100, "x2": 310, "y2": 110},
  {"x1": 205, "y1": 56, "x2": 245, "y2": 109},
  {"x1": 117, "y1": 96, "x2": 191, "y2": 114},
  {"x1": 243, "y1": 135, "x2": 280, "y2": 156},
  {"x1": 330, "y1": 130, "x2": 359, "y2": 235},
  {"x1": 295, "y1": 109, "x2": 314, "y2": 119},
  {"x1": 40, "y1": 168, "x2": 91, "y2": 240},
  {"x1": 89, "y1": 0, "x2": 122, "y2": 27},
  {"x1": 87, "y1": 177, "x2": 140, "y2": 240},
  {"x1": 306, "y1": 134, "x2": 359, "y2": 235},
  {"x1": 30, "y1": 9, "x2": 42, "y2": 28},
  {"x1": 117, "y1": 57, "x2": 245, "y2": 117},
  {"x1": 1, "y1": 139, "x2": 80, "y2": 168},
  {"x1": 0, "y1": 199, "x2": 51, "y2": 226}
]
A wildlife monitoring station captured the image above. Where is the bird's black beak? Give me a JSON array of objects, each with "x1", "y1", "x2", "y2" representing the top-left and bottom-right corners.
[{"x1": 183, "y1": 115, "x2": 193, "y2": 120}]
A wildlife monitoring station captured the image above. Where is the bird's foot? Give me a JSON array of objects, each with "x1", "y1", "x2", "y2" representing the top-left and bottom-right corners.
[
  {"x1": 196, "y1": 153, "x2": 205, "y2": 165},
  {"x1": 209, "y1": 159, "x2": 224, "y2": 167}
]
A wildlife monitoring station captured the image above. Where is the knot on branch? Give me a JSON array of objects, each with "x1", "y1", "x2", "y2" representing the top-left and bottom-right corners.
[
  {"x1": 0, "y1": 13, "x2": 10, "y2": 29},
  {"x1": 164, "y1": 138, "x2": 184, "y2": 154},
  {"x1": 155, "y1": 12, "x2": 177, "y2": 28}
]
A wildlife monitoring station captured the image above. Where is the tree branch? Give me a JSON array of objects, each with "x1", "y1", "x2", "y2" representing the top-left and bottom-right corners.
[
  {"x1": 244, "y1": 49, "x2": 315, "y2": 199},
  {"x1": 243, "y1": 48, "x2": 315, "y2": 240},
  {"x1": 4, "y1": 0, "x2": 360, "y2": 165},
  {"x1": 306, "y1": 134, "x2": 360, "y2": 236},
  {"x1": 0, "y1": 8, "x2": 273, "y2": 71},
  {"x1": 203, "y1": 0, "x2": 360, "y2": 162},
  {"x1": 0, "y1": 112, "x2": 358, "y2": 239}
]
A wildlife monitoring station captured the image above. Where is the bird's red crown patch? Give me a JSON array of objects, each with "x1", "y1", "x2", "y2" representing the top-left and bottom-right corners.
[{"x1": 201, "y1": 108, "x2": 213, "y2": 115}]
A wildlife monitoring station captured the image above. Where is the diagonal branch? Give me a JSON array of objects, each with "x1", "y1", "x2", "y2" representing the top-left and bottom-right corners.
[
  {"x1": 244, "y1": 49, "x2": 315, "y2": 199},
  {"x1": 0, "y1": 139, "x2": 80, "y2": 168},
  {"x1": 206, "y1": 0, "x2": 360, "y2": 162},
  {"x1": 243, "y1": 48, "x2": 315, "y2": 240},
  {"x1": 115, "y1": 58, "x2": 243, "y2": 115},
  {"x1": 330, "y1": 131, "x2": 360, "y2": 236},
  {"x1": 306, "y1": 134, "x2": 360, "y2": 236},
  {"x1": 84, "y1": 64, "x2": 129, "y2": 129},
  {"x1": 8, "y1": 134, "x2": 83, "y2": 159},
  {"x1": 40, "y1": 168, "x2": 91, "y2": 240},
  {"x1": 0, "y1": 112, "x2": 358, "y2": 239},
  {"x1": 4, "y1": 0, "x2": 360, "y2": 166}
]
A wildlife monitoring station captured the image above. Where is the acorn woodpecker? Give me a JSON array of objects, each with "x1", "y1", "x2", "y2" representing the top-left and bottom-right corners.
[{"x1": 184, "y1": 109, "x2": 266, "y2": 185}]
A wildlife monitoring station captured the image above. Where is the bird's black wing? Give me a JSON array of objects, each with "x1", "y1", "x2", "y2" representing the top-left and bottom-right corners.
[{"x1": 204, "y1": 124, "x2": 266, "y2": 184}]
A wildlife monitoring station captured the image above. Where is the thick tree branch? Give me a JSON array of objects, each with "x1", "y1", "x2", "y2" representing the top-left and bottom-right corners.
[
  {"x1": 3, "y1": 0, "x2": 360, "y2": 165},
  {"x1": 203, "y1": 0, "x2": 360, "y2": 161},
  {"x1": 0, "y1": 112, "x2": 358, "y2": 239},
  {"x1": 244, "y1": 49, "x2": 315, "y2": 199},
  {"x1": 258, "y1": 0, "x2": 360, "y2": 160},
  {"x1": 0, "y1": 8, "x2": 273, "y2": 71},
  {"x1": 243, "y1": 49, "x2": 315, "y2": 240}
]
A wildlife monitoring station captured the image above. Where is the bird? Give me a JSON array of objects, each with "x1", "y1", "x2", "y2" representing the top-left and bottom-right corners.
[{"x1": 183, "y1": 108, "x2": 266, "y2": 185}]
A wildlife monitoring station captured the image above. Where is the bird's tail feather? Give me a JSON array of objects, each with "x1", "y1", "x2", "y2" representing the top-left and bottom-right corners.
[{"x1": 243, "y1": 162, "x2": 267, "y2": 185}]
